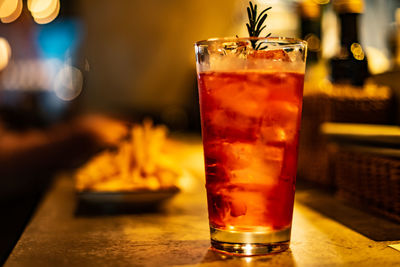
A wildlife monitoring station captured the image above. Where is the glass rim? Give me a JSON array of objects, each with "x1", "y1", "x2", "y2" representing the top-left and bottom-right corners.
[{"x1": 195, "y1": 36, "x2": 307, "y2": 47}]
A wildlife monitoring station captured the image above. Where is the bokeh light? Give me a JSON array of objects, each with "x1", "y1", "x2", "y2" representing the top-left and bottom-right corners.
[
  {"x1": 31, "y1": 0, "x2": 60, "y2": 24},
  {"x1": 305, "y1": 33, "x2": 321, "y2": 52},
  {"x1": 364, "y1": 46, "x2": 390, "y2": 74},
  {"x1": 0, "y1": 37, "x2": 11, "y2": 71},
  {"x1": 29, "y1": 0, "x2": 56, "y2": 18},
  {"x1": 28, "y1": 0, "x2": 53, "y2": 13},
  {"x1": 53, "y1": 65, "x2": 83, "y2": 101},
  {"x1": 312, "y1": 0, "x2": 330, "y2": 4},
  {"x1": 351, "y1": 43, "x2": 365, "y2": 61},
  {"x1": 0, "y1": 0, "x2": 22, "y2": 23},
  {"x1": 1, "y1": 59, "x2": 62, "y2": 91},
  {"x1": 300, "y1": 0, "x2": 320, "y2": 19},
  {"x1": 0, "y1": 0, "x2": 18, "y2": 18}
]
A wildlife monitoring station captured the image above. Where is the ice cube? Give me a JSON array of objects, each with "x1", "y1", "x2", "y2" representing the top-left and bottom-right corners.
[
  {"x1": 210, "y1": 76, "x2": 269, "y2": 117},
  {"x1": 268, "y1": 72, "x2": 303, "y2": 102},
  {"x1": 207, "y1": 41, "x2": 250, "y2": 71},
  {"x1": 222, "y1": 41, "x2": 248, "y2": 55},
  {"x1": 248, "y1": 49, "x2": 291, "y2": 61},
  {"x1": 226, "y1": 187, "x2": 274, "y2": 227},
  {"x1": 260, "y1": 126, "x2": 287, "y2": 143},
  {"x1": 285, "y1": 46, "x2": 303, "y2": 62},
  {"x1": 220, "y1": 142, "x2": 284, "y2": 185},
  {"x1": 207, "y1": 41, "x2": 247, "y2": 55},
  {"x1": 207, "y1": 109, "x2": 259, "y2": 141},
  {"x1": 230, "y1": 198, "x2": 247, "y2": 217},
  {"x1": 261, "y1": 101, "x2": 299, "y2": 143}
]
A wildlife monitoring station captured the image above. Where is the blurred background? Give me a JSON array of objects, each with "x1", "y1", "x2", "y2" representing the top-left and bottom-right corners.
[
  {"x1": 1, "y1": 0, "x2": 400, "y2": 263},
  {"x1": 1, "y1": 0, "x2": 399, "y2": 132}
]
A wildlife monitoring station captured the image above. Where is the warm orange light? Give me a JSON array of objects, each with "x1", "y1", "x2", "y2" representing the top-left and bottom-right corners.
[
  {"x1": 0, "y1": 37, "x2": 11, "y2": 71},
  {"x1": 0, "y1": 0, "x2": 21, "y2": 23},
  {"x1": 313, "y1": 0, "x2": 330, "y2": 4},
  {"x1": 27, "y1": 0, "x2": 53, "y2": 13},
  {"x1": 31, "y1": 0, "x2": 59, "y2": 24},
  {"x1": 0, "y1": 0, "x2": 18, "y2": 18},
  {"x1": 29, "y1": 0, "x2": 56, "y2": 19},
  {"x1": 351, "y1": 43, "x2": 365, "y2": 61}
]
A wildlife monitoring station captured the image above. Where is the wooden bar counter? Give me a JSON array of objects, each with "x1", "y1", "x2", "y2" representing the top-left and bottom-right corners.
[{"x1": 4, "y1": 142, "x2": 400, "y2": 266}]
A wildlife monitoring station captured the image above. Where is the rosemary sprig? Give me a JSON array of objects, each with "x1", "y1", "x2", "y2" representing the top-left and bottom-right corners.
[{"x1": 246, "y1": 1, "x2": 272, "y2": 50}]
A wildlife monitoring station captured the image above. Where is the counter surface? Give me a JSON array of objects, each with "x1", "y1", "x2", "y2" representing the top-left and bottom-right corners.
[{"x1": 5, "y1": 143, "x2": 400, "y2": 266}]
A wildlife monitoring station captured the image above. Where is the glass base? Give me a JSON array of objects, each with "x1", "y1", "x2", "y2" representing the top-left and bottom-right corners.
[{"x1": 210, "y1": 226, "x2": 291, "y2": 256}]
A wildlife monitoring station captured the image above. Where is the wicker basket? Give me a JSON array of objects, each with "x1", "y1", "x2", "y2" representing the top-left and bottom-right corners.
[
  {"x1": 298, "y1": 82, "x2": 393, "y2": 187},
  {"x1": 328, "y1": 84, "x2": 394, "y2": 124},
  {"x1": 334, "y1": 148, "x2": 400, "y2": 223}
]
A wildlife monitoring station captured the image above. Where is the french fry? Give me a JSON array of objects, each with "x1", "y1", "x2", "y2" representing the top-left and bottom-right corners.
[{"x1": 75, "y1": 121, "x2": 181, "y2": 192}]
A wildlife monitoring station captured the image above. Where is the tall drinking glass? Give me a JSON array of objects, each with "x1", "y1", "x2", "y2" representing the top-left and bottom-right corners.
[{"x1": 195, "y1": 37, "x2": 307, "y2": 256}]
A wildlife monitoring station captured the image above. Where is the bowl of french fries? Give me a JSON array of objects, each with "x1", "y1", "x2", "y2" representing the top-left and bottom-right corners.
[{"x1": 75, "y1": 120, "x2": 183, "y2": 205}]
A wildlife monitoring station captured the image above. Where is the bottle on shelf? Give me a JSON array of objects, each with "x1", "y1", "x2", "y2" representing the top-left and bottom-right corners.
[
  {"x1": 330, "y1": 0, "x2": 370, "y2": 86},
  {"x1": 299, "y1": 0, "x2": 321, "y2": 65}
]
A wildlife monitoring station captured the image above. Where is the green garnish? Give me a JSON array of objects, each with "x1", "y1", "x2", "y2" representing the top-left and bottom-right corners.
[{"x1": 246, "y1": 1, "x2": 272, "y2": 50}]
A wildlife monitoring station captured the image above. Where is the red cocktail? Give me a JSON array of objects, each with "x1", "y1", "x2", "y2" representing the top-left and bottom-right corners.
[{"x1": 195, "y1": 37, "x2": 307, "y2": 255}]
